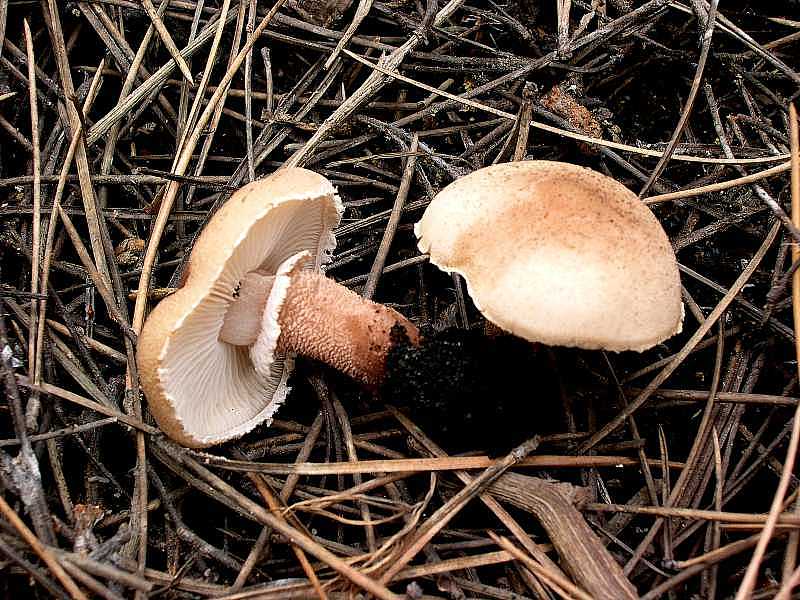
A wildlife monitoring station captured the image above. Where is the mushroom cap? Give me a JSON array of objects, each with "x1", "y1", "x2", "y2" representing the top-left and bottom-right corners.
[
  {"x1": 415, "y1": 161, "x2": 683, "y2": 352},
  {"x1": 137, "y1": 168, "x2": 342, "y2": 447}
]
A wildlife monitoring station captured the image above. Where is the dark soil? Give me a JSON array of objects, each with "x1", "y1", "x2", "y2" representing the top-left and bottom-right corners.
[{"x1": 385, "y1": 327, "x2": 563, "y2": 452}]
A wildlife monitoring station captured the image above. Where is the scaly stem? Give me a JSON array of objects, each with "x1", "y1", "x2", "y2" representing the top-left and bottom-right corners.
[{"x1": 221, "y1": 271, "x2": 419, "y2": 386}]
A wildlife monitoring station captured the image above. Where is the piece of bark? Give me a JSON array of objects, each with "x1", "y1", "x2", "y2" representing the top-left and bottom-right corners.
[
  {"x1": 540, "y1": 84, "x2": 603, "y2": 153},
  {"x1": 287, "y1": 0, "x2": 353, "y2": 26},
  {"x1": 489, "y1": 472, "x2": 637, "y2": 600}
]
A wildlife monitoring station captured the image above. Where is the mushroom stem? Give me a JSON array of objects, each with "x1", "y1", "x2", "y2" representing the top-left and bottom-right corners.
[{"x1": 220, "y1": 270, "x2": 419, "y2": 387}]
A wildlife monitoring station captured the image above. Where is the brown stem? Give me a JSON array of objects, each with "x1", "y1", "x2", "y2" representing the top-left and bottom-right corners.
[{"x1": 221, "y1": 270, "x2": 419, "y2": 386}]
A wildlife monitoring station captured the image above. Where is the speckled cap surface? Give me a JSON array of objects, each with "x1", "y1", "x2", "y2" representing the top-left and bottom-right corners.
[{"x1": 415, "y1": 161, "x2": 683, "y2": 352}]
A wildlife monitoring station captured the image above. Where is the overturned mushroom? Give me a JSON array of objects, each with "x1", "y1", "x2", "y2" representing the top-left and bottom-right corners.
[
  {"x1": 415, "y1": 161, "x2": 683, "y2": 352},
  {"x1": 137, "y1": 168, "x2": 418, "y2": 448}
]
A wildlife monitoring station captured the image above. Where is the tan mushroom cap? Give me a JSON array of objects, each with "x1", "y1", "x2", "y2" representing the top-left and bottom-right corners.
[
  {"x1": 415, "y1": 161, "x2": 683, "y2": 352},
  {"x1": 137, "y1": 168, "x2": 342, "y2": 448}
]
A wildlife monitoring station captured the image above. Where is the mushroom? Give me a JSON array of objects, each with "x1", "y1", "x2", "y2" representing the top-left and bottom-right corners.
[
  {"x1": 137, "y1": 168, "x2": 418, "y2": 448},
  {"x1": 415, "y1": 161, "x2": 683, "y2": 352}
]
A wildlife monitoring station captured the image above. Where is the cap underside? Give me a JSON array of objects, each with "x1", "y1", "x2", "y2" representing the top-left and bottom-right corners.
[{"x1": 157, "y1": 194, "x2": 341, "y2": 446}]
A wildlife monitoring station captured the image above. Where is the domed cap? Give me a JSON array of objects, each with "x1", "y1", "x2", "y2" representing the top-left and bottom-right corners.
[
  {"x1": 415, "y1": 161, "x2": 683, "y2": 352},
  {"x1": 137, "y1": 168, "x2": 342, "y2": 447}
]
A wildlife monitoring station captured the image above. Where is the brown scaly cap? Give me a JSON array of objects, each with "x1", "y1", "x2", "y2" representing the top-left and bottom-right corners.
[
  {"x1": 415, "y1": 161, "x2": 683, "y2": 352},
  {"x1": 137, "y1": 168, "x2": 342, "y2": 448}
]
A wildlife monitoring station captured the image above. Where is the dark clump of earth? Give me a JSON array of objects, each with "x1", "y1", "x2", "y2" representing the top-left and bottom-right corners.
[{"x1": 383, "y1": 324, "x2": 563, "y2": 454}]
